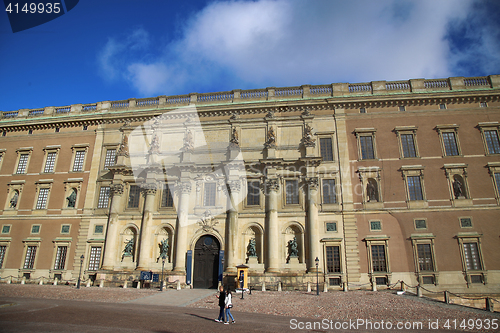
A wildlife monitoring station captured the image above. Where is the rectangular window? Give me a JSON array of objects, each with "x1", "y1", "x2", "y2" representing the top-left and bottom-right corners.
[
  {"x1": 54, "y1": 246, "x2": 67, "y2": 270},
  {"x1": 495, "y1": 173, "x2": 500, "y2": 195},
  {"x1": 36, "y1": 188, "x2": 49, "y2": 209},
  {"x1": 0, "y1": 245, "x2": 6, "y2": 268},
  {"x1": 94, "y1": 225, "x2": 104, "y2": 234},
  {"x1": 128, "y1": 185, "x2": 141, "y2": 208},
  {"x1": 72, "y1": 150, "x2": 86, "y2": 171},
  {"x1": 44, "y1": 152, "x2": 57, "y2": 173},
  {"x1": 417, "y1": 244, "x2": 434, "y2": 271},
  {"x1": 401, "y1": 134, "x2": 416, "y2": 158},
  {"x1": 31, "y1": 225, "x2": 40, "y2": 234},
  {"x1": 88, "y1": 246, "x2": 102, "y2": 271},
  {"x1": 360, "y1": 136, "x2": 375, "y2": 160},
  {"x1": 24, "y1": 246, "x2": 37, "y2": 269},
  {"x1": 463, "y1": 242, "x2": 482, "y2": 270},
  {"x1": 204, "y1": 183, "x2": 216, "y2": 206},
  {"x1": 16, "y1": 154, "x2": 29, "y2": 174},
  {"x1": 460, "y1": 218, "x2": 472, "y2": 228},
  {"x1": 246, "y1": 181, "x2": 260, "y2": 206},
  {"x1": 322, "y1": 179, "x2": 337, "y2": 204},
  {"x1": 61, "y1": 225, "x2": 70, "y2": 234},
  {"x1": 97, "y1": 186, "x2": 110, "y2": 209},
  {"x1": 407, "y1": 176, "x2": 423, "y2": 201},
  {"x1": 442, "y1": 132, "x2": 459, "y2": 156},
  {"x1": 326, "y1": 246, "x2": 341, "y2": 273},
  {"x1": 320, "y1": 138, "x2": 333, "y2": 161},
  {"x1": 371, "y1": 245, "x2": 387, "y2": 272},
  {"x1": 1, "y1": 225, "x2": 10, "y2": 234},
  {"x1": 285, "y1": 180, "x2": 299, "y2": 205},
  {"x1": 370, "y1": 221, "x2": 382, "y2": 231},
  {"x1": 485, "y1": 130, "x2": 500, "y2": 154},
  {"x1": 104, "y1": 149, "x2": 116, "y2": 169},
  {"x1": 161, "y1": 185, "x2": 174, "y2": 207},
  {"x1": 415, "y1": 219, "x2": 427, "y2": 230},
  {"x1": 326, "y1": 222, "x2": 337, "y2": 232}
]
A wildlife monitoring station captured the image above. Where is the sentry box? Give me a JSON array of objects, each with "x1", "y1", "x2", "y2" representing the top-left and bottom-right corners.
[{"x1": 236, "y1": 264, "x2": 249, "y2": 291}]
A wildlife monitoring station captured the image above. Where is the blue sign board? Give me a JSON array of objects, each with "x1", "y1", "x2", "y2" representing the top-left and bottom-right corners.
[
  {"x1": 186, "y1": 250, "x2": 192, "y2": 285},
  {"x1": 218, "y1": 250, "x2": 224, "y2": 282},
  {"x1": 140, "y1": 271, "x2": 152, "y2": 281}
]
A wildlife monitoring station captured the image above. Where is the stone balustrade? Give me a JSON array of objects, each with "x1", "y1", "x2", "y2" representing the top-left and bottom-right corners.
[{"x1": 2, "y1": 75, "x2": 499, "y2": 119}]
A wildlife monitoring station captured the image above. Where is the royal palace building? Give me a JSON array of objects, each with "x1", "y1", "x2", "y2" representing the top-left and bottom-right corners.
[{"x1": 0, "y1": 75, "x2": 499, "y2": 293}]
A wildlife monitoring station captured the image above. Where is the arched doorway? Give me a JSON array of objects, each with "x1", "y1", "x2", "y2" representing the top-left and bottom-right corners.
[{"x1": 193, "y1": 235, "x2": 220, "y2": 289}]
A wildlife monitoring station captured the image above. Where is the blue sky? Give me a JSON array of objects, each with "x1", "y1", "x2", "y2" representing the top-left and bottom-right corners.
[{"x1": 1, "y1": 0, "x2": 499, "y2": 112}]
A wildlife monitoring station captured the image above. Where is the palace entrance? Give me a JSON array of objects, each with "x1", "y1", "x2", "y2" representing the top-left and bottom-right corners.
[{"x1": 193, "y1": 235, "x2": 220, "y2": 289}]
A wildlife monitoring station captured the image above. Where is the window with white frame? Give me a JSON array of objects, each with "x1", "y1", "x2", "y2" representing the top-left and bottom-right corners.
[
  {"x1": 127, "y1": 185, "x2": 141, "y2": 208},
  {"x1": 407, "y1": 176, "x2": 423, "y2": 200},
  {"x1": 0, "y1": 245, "x2": 6, "y2": 268},
  {"x1": 478, "y1": 122, "x2": 500, "y2": 155},
  {"x1": 322, "y1": 179, "x2": 337, "y2": 204},
  {"x1": 401, "y1": 166, "x2": 425, "y2": 203},
  {"x1": 97, "y1": 186, "x2": 110, "y2": 209},
  {"x1": 1, "y1": 225, "x2": 11, "y2": 234},
  {"x1": 35, "y1": 188, "x2": 49, "y2": 209},
  {"x1": 285, "y1": 179, "x2": 299, "y2": 205},
  {"x1": 319, "y1": 137, "x2": 334, "y2": 161},
  {"x1": 487, "y1": 162, "x2": 500, "y2": 204},
  {"x1": 88, "y1": 246, "x2": 102, "y2": 271},
  {"x1": 246, "y1": 180, "x2": 260, "y2": 206},
  {"x1": 394, "y1": 126, "x2": 418, "y2": 158},
  {"x1": 24, "y1": 245, "x2": 37, "y2": 269},
  {"x1": 457, "y1": 234, "x2": 486, "y2": 285},
  {"x1": 44, "y1": 152, "x2": 57, "y2": 173},
  {"x1": 365, "y1": 236, "x2": 391, "y2": 285},
  {"x1": 72, "y1": 150, "x2": 86, "y2": 171},
  {"x1": 436, "y1": 125, "x2": 461, "y2": 157},
  {"x1": 54, "y1": 246, "x2": 67, "y2": 270},
  {"x1": 103, "y1": 148, "x2": 117, "y2": 169},
  {"x1": 16, "y1": 153, "x2": 29, "y2": 174},
  {"x1": 203, "y1": 182, "x2": 216, "y2": 207},
  {"x1": 411, "y1": 235, "x2": 438, "y2": 285},
  {"x1": 354, "y1": 128, "x2": 377, "y2": 160},
  {"x1": 326, "y1": 245, "x2": 341, "y2": 273}
]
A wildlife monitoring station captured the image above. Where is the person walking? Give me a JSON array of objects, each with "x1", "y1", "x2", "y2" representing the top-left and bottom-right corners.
[
  {"x1": 215, "y1": 285, "x2": 225, "y2": 323},
  {"x1": 224, "y1": 290, "x2": 235, "y2": 324}
]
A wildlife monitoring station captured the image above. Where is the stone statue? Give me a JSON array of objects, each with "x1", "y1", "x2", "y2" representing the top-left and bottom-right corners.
[
  {"x1": 182, "y1": 130, "x2": 194, "y2": 151},
  {"x1": 288, "y1": 237, "x2": 298, "y2": 257},
  {"x1": 117, "y1": 133, "x2": 129, "y2": 157},
  {"x1": 10, "y1": 191, "x2": 18, "y2": 208},
  {"x1": 66, "y1": 189, "x2": 77, "y2": 208},
  {"x1": 159, "y1": 238, "x2": 169, "y2": 260},
  {"x1": 453, "y1": 179, "x2": 463, "y2": 199},
  {"x1": 230, "y1": 127, "x2": 239, "y2": 147},
  {"x1": 123, "y1": 238, "x2": 134, "y2": 257},
  {"x1": 247, "y1": 238, "x2": 257, "y2": 257},
  {"x1": 302, "y1": 124, "x2": 315, "y2": 147},
  {"x1": 367, "y1": 181, "x2": 377, "y2": 202},
  {"x1": 265, "y1": 126, "x2": 276, "y2": 148}
]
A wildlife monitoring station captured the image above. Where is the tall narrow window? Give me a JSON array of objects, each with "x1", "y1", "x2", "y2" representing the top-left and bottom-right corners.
[
  {"x1": 104, "y1": 149, "x2": 116, "y2": 169},
  {"x1": 401, "y1": 134, "x2": 416, "y2": 158},
  {"x1": 0, "y1": 245, "x2": 6, "y2": 269},
  {"x1": 44, "y1": 152, "x2": 57, "y2": 173},
  {"x1": 320, "y1": 138, "x2": 333, "y2": 161},
  {"x1": 326, "y1": 246, "x2": 341, "y2": 273},
  {"x1": 16, "y1": 154, "x2": 29, "y2": 174},
  {"x1": 204, "y1": 183, "x2": 216, "y2": 206},
  {"x1": 88, "y1": 246, "x2": 102, "y2": 271},
  {"x1": 495, "y1": 173, "x2": 500, "y2": 196},
  {"x1": 407, "y1": 176, "x2": 423, "y2": 201},
  {"x1": 97, "y1": 186, "x2": 110, "y2": 209},
  {"x1": 35, "y1": 188, "x2": 49, "y2": 209},
  {"x1": 72, "y1": 150, "x2": 86, "y2": 171},
  {"x1": 371, "y1": 245, "x2": 387, "y2": 272},
  {"x1": 54, "y1": 246, "x2": 67, "y2": 270},
  {"x1": 128, "y1": 185, "x2": 141, "y2": 208},
  {"x1": 285, "y1": 180, "x2": 299, "y2": 204},
  {"x1": 24, "y1": 245, "x2": 37, "y2": 269},
  {"x1": 484, "y1": 130, "x2": 500, "y2": 154},
  {"x1": 463, "y1": 242, "x2": 482, "y2": 270},
  {"x1": 246, "y1": 180, "x2": 260, "y2": 206},
  {"x1": 322, "y1": 179, "x2": 337, "y2": 204},
  {"x1": 442, "y1": 132, "x2": 459, "y2": 156},
  {"x1": 161, "y1": 185, "x2": 174, "y2": 207},
  {"x1": 360, "y1": 135, "x2": 375, "y2": 160},
  {"x1": 417, "y1": 244, "x2": 434, "y2": 271}
]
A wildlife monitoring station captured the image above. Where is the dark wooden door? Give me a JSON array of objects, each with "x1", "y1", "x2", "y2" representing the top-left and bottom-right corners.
[{"x1": 193, "y1": 235, "x2": 220, "y2": 289}]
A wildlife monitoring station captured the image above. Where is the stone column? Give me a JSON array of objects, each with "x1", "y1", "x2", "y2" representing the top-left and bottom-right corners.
[
  {"x1": 136, "y1": 183, "x2": 157, "y2": 270},
  {"x1": 173, "y1": 181, "x2": 191, "y2": 273},
  {"x1": 306, "y1": 178, "x2": 321, "y2": 272},
  {"x1": 101, "y1": 183, "x2": 124, "y2": 270},
  {"x1": 226, "y1": 180, "x2": 240, "y2": 273},
  {"x1": 265, "y1": 178, "x2": 280, "y2": 272}
]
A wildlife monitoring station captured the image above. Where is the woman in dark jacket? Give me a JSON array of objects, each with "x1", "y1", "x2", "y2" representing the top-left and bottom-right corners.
[{"x1": 215, "y1": 285, "x2": 225, "y2": 323}]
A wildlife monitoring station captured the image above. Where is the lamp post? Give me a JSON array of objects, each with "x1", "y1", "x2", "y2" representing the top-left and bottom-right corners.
[
  {"x1": 221, "y1": 257, "x2": 225, "y2": 289},
  {"x1": 160, "y1": 255, "x2": 166, "y2": 292},
  {"x1": 315, "y1": 257, "x2": 319, "y2": 296},
  {"x1": 77, "y1": 254, "x2": 84, "y2": 289}
]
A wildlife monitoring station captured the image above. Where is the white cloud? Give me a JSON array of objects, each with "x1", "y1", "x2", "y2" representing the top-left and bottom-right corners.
[{"x1": 98, "y1": 0, "x2": 495, "y2": 97}]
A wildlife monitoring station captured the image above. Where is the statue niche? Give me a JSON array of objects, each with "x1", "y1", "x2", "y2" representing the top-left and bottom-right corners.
[
  {"x1": 366, "y1": 178, "x2": 379, "y2": 202},
  {"x1": 9, "y1": 190, "x2": 19, "y2": 208},
  {"x1": 452, "y1": 175, "x2": 466, "y2": 199},
  {"x1": 66, "y1": 188, "x2": 77, "y2": 208}
]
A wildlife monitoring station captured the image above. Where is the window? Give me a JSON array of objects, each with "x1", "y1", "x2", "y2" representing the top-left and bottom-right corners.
[
  {"x1": 16, "y1": 154, "x2": 29, "y2": 174},
  {"x1": 319, "y1": 138, "x2": 333, "y2": 161},
  {"x1": 360, "y1": 107, "x2": 366, "y2": 113},
  {"x1": 36, "y1": 188, "x2": 49, "y2": 209},
  {"x1": 370, "y1": 221, "x2": 382, "y2": 231},
  {"x1": 401, "y1": 134, "x2": 417, "y2": 158},
  {"x1": 457, "y1": 234, "x2": 485, "y2": 285},
  {"x1": 54, "y1": 246, "x2": 67, "y2": 270},
  {"x1": 31, "y1": 225, "x2": 40, "y2": 234},
  {"x1": 161, "y1": 185, "x2": 174, "y2": 208},
  {"x1": 1, "y1": 225, "x2": 10, "y2": 234},
  {"x1": 94, "y1": 225, "x2": 104, "y2": 234},
  {"x1": 72, "y1": 150, "x2": 86, "y2": 171},
  {"x1": 0, "y1": 245, "x2": 6, "y2": 268},
  {"x1": 322, "y1": 179, "x2": 337, "y2": 204},
  {"x1": 326, "y1": 246, "x2": 341, "y2": 273},
  {"x1": 463, "y1": 242, "x2": 482, "y2": 271},
  {"x1": 326, "y1": 222, "x2": 337, "y2": 232},
  {"x1": 460, "y1": 218, "x2": 472, "y2": 228},
  {"x1": 44, "y1": 152, "x2": 57, "y2": 173},
  {"x1": 401, "y1": 166, "x2": 426, "y2": 207},
  {"x1": 417, "y1": 244, "x2": 434, "y2": 271},
  {"x1": 104, "y1": 148, "x2": 116, "y2": 169},
  {"x1": 61, "y1": 225, "x2": 70, "y2": 234},
  {"x1": 88, "y1": 246, "x2": 102, "y2": 271},
  {"x1": 97, "y1": 186, "x2": 110, "y2": 209},
  {"x1": 359, "y1": 136, "x2": 375, "y2": 159},
  {"x1": 371, "y1": 245, "x2": 387, "y2": 272},
  {"x1": 285, "y1": 180, "x2": 299, "y2": 204},
  {"x1": 246, "y1": 180, "x2": 260, "y2": 206},
  {"x1": 484, "y1": 130, "x2": 500, "y2": 154},
  {"x1": 442, "y1": 132, "x2": 459, "y2": 156},
  {"x1": 24, "y1": 246, "x2": 37, "y2": 269},
  {"x1": 203, "y1": 183, "x2": 216, "y2": 206},
  {"x1": 128, "y1": 185, "x2": 141, "y2": 208},
  {"x1": 439, "y1": 103, "x2": 446, "y2": 109},
  {"x1": 399, "y1": 106, "x2": 406, "y2": 112},
  {"x1": 415, "y1": 219, "x2": 427, "y2": 230},
  {"x1": 407, "y1": 176, "x2": 423, "y2": 201},
  {"x1": 480, "y1": 102, "x2": 488, "y2": 108}
]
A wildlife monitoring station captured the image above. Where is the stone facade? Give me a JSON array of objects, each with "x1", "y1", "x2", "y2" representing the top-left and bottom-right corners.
[{"x1": 0, "y1": 75, "x2": 499, "y2": 293}]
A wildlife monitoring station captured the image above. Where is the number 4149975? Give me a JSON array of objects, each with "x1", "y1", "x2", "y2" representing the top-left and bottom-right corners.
[{"x1": 5, "y1": 3, "x2": 61, "y2": 14}]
